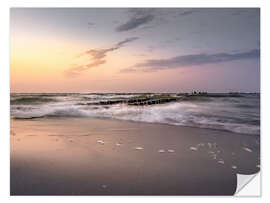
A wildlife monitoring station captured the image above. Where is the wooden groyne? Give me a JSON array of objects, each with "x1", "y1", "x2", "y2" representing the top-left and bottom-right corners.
[
  {"x1": 77, "y1": 92, "x2": 246, "y2": 107},
  {"x1": 82, "y1": 96, "x2": 180, "y2": 106},
  {"x1": 128, "y1": 97, "x2": 178, "y2": 106}
]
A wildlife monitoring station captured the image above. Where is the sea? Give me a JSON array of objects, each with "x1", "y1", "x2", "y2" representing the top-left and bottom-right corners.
[{"x1": 10, "y1": 93, "x2": 260, "y2": 135}]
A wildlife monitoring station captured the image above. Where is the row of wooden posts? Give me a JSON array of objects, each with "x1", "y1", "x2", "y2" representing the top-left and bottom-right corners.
[{"x1": 96, "y1": 97, "x2": 178, "y2": 106}]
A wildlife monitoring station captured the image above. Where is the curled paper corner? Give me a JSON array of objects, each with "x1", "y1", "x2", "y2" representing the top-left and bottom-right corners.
[{"x1": 234, "y1": 172, "x2": 261, "y2": 196}]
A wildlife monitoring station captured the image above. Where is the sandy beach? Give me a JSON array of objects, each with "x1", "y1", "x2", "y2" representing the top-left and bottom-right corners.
[{"x1": 10, "y1": 117, "x2": 260, "y2": 195}]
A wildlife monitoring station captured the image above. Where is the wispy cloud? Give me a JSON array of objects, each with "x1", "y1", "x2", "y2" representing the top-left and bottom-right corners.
[
  {"x1": 122, "y1": 49, "x2": 260, "y2": 72},
  {"x1": 87, "y1": 22, "x2": 96, "y2": 29},
  {"x1": 65, "y1": 37, "x2": 138, "y2": 77},
  {"x1": 116, "y1": 8, "x2": 155, "y2": 32},
  {"x1": 116, "y1": 8, "x2": 198, "y2": 32},
  {"x1": 178, "y1": 10, "x2": 195, "y2": 16},
  {"x1": 116, "y1": 15, "x2": 154, "y2": 32}
]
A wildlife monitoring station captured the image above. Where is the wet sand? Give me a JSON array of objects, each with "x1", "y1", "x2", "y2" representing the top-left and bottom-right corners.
[{"x1": 10, "y1": 118, "x2": 260, "y2": 195}]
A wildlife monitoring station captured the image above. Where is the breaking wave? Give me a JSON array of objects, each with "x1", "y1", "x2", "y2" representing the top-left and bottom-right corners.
[{"x1": 10, "y1": 93, "x2": 260, "y2": 135}]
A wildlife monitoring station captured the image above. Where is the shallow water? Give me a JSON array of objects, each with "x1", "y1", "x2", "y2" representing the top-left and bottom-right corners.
[{"x1": 10, "y1": 93, "x2": 260, "y2": 135}]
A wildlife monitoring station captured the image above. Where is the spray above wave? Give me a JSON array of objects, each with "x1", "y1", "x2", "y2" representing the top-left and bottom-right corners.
[{"x1": 10, "y1": 93, "x2": 260, "y2": 135}]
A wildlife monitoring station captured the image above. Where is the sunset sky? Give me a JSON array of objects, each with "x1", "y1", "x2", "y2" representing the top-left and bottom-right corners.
[{"x1": 10, "y1": 8, "x2": 260, "y2": 93}]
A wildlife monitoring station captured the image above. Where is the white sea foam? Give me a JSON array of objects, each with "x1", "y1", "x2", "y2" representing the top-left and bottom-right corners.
[{"x1": 10, "y1": 93, "x2": 260, "y2": 135}]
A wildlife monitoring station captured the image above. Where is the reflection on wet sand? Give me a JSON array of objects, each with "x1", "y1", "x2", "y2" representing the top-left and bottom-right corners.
[{"x1": 10, "y1": 118, "x2": 260, "y2": 195}]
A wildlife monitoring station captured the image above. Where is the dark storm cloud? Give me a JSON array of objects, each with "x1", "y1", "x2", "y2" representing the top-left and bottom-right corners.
[
  {"x1": 65, "y1": 37, "x2": 138, "y2": 77},
  {"x1": 122, "y1": 49, "x2": 260, "y2": 72}
]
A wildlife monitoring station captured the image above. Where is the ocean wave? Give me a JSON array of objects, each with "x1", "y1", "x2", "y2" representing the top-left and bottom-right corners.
[
  {"x1": 10, "y1": 97, "x2": 57, "y2": 105},
  {"x1": 11, "y1": 99, "x2": 260, "y2": 135}
]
